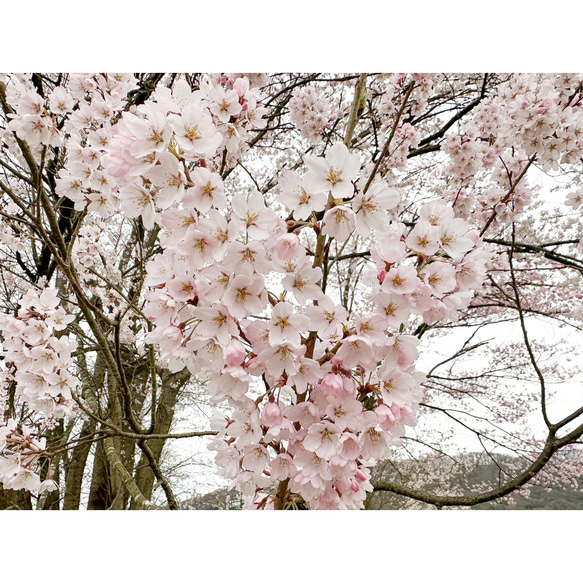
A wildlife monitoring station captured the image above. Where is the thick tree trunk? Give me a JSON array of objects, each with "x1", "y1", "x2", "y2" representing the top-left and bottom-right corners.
[
  {"x1": 88, "y1": 369, "x2": 125, "y2": 510},
  {"x1": 131, "y1": 377, "x2": 182, "y2": 506},
  {"x1": 87, "y1": 354, "x2": 150, "y2": 510},
  {"x1": 88, "y1": 438, "x2": 124, "y2": 510},
  {"x1": 62, "y1": 419, "x2": 96, "y2": 510}
]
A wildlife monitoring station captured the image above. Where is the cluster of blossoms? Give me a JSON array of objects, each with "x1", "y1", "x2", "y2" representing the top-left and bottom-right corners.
[
  {"x1": 0, "y1": 288, "x2": 77, "y2": 493},
  {"x1": 5, "y1": 84, "x2": 65, "y2": 148},
  {"x1": 69, "y1": 222, "x2": 134, "y2": 343},
  {"x1": 374, "y1": 74, "x2": 434, "y2": 170},
  {"x1": 369, "y1": 200, "x2": 490, "y2": 327},
  {"x1": 378, "y1": 73, "x2": 435, "y2": 121},
  {"x1": 496, "y1": 73, "x2": 583, "y2": 171},
  {"x1": 0, "y1": 203, "x2": 26, "y2": 253},
  {"x1": 440, "y1": 73, "x2": 583, "y2": 226},
  {"x1": 2, "y1": 73, "x2": 139, "y2": 218},
  {"x1": 32, "y1": 73, "x2": 268, "y2": 224},
  {"x1": 442, "y1": 133, "x2": 536, "y2": 226},
  {"x1": 0, "y1": 419, "x2": 57, "y2": 494},
  {"x1": 4, "y1": 73, "x2": 138, "y2": 155},
  {"x1": 288, "y1": 85, "x2": 335, "y2": 143},
  {"x1": 0, "y1": 287, "x2": 77, "y2": 419},
  {"x1": 133, "y1": 129, "x2": 488, "y2": 508}
]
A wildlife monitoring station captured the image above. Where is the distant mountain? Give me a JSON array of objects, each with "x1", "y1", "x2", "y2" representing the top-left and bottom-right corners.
[
  {"x1": 472, "y1": 479, "x2": 583, "y2": 510},
  {"x1": 179, "y1": 487, "x2": 242, "y2": 510}
]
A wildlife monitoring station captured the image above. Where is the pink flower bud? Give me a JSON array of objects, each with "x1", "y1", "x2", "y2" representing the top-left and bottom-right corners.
[
  {"x1": 261, "y1": 401, "x2": 283, "y2": 428},
  {"x1": 355, "y1": 469, "x2": 367, "y2": 482},
  {"x1": 233, "y1": 77, "x2": 249, "y2": 98},
  {"x1": 224, "y1": 338, "x2": 246, "y2": 366},
  {"x1": 376, "y1": 403, "x2": 397, "y2": 431},
  {"x1": 319, "y1": 374, "x2": 344, "y2": 398},
  {"x1": 273, "y1": 233, "x2": 301, "y2": 260}
]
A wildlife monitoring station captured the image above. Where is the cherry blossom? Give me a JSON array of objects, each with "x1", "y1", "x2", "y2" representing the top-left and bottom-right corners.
[
  {"x1": 277, "y1": 170, "x2": 327, "y2": 220},
  {"x1": 304, "y1": 143, "x2": 361, "y2": 199}
]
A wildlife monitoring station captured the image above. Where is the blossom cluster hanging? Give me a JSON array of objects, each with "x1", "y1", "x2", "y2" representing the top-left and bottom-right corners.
[
  {"x1": 72, "y1": 71, "x2": 487, "y2": 507},
  {"x1": 0, "y1": 288, "x2": 76, "y2": 493}
]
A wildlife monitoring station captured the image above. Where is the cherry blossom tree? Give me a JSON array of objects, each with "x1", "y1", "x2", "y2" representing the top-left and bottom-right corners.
[{"x1": 1, "y1": 72, "x2": 583, "y2": 510}]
